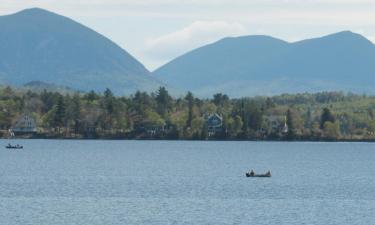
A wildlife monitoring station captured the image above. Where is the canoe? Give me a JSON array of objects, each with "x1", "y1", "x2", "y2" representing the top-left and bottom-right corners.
[
  {"x1": 5, "y1": 145, "x2": 23, "y2": 149},
  {"x1": 246, "y1": 172, "x2": 271, "y2": 178}
]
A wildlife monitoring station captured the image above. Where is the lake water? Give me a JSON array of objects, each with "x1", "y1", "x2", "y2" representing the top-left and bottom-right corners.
[{"x1": 1, "y1": 140, "x2": 375, "y2": 224}]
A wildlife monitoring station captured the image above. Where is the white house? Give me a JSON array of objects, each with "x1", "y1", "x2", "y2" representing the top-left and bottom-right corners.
[{"x1": 11, "y1": 114, "x2": 37, "y2": 134}]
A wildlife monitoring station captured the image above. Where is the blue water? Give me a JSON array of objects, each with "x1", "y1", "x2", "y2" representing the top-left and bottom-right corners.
[{"x1": 1, "y1": 140, "x2": 375, "y2": 224}]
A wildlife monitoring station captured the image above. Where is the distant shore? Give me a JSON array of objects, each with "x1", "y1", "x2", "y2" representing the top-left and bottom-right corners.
[
  {"x1": 2, "y1": 135, "x2": 375, "y2": 142},
  {"x1": 2, "y1": 87, "x2": 375, "y2": 143}
]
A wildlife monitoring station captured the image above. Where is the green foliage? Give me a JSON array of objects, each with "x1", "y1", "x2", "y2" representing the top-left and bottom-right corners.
[
  {"x1": 155, "y1": 87, "x2": 172, "y2": 116},
  {"x1": 1, "y1": 87, "x2": 375, "y2": 140},
  {"x1": 52, "y1": 95, "x2": 66, "y2": 127},
  {"x1": 323, "y1": 121, "x2": 341, "y2": 139},
  {"x1": 213, "y1": 93, "x2": 229, "y2": 108},
  {"x1": 227, "y1": 115, "x2": 243, "y2": 137},
  {"x1": 145, "y1": 109, "x2": 165, "y2": 126},
  {"x1": 185, "y1": 91, "x2": 194, "y2": 128},
  {"x1": 320, "y1": 108, "x2": 335, "y2": 129},
  {"x1": 286, "y1": 109, "x2": 295, "y2": 139},
  {"x1": 84, "y1": 90, "x2": 99, "y2": 102},
  {"x1": 244, "y1": 101, "x2": 263, "y2": 132}
]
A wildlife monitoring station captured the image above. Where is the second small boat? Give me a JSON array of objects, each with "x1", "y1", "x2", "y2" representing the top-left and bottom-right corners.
[
  {"x1": 246, "y1": 170, "x2": 271, "y2": 178},
  {"x1": 5, "y1": 144, "x2": 23, "y2": 149}
]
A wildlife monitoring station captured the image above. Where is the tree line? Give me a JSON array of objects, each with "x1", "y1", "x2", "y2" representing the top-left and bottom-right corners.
[{"x1": 1, "y1": 86, "x2": 375, "y2": 141}]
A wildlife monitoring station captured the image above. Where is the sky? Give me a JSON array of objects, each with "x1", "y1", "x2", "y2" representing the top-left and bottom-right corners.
[{"x1": 1, "y1": 0, "x2": 375, "y2": 71}]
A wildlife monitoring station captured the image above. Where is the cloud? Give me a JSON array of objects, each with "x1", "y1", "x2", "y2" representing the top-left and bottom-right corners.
[
  {"x1": 19, "y1": 0, "x2": 374, "y2": 5},
  {"x1": 354, "y1": 29, "x2": 375, "y2": 43},
  {"x1": 1, "y1": 1, "x2": 375, "y2": 21},
  {"x1": 143, "y1": 21, "x2": 247, "y2": 63}
]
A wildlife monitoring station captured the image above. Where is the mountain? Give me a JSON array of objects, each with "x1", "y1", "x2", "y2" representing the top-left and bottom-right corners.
[
  {"x1": 0, "y1": 8, "x2": 164, "y2": 95},
  {"x1": 153, "y1": 31, "x2": 375, "y2": 97}
]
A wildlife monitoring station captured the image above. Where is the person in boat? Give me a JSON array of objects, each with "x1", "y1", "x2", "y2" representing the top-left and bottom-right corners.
[
  {"x1": 266, "y1": 170, "x2": 271, "y2": 176},
  {"x1": 249, "y1": 170, "x2": 255, "y2": 176}
]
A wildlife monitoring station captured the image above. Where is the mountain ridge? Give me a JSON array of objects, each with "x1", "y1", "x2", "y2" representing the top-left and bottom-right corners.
[
  {"x1": 153, "y1": 31, "x2": 375, "y2": 97},
  {"x1": 0, "y1": 8, "x2": 164, "y2": 95}
]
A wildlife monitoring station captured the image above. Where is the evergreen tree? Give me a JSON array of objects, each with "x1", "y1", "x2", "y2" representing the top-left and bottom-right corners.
[
  {"x1": 104, "y1": 88, "x2": 115, "y2": 114},
  {"x1": 3, "y1": 86, "x2": 14, "y2": 100},
  {"x1": 84, "y1": 90, "x2": 99, "y2": 102},
  {"x1": 67, "y1": 93, "x2": 81, "y2": 133},
  {"x1": 40, "y1": 90, "x2": 60, "y2": 113},
  {"x1": 286, "y1": 109, "x2": 295, "y2": 139},
  {"x1": 240, "y1": 99, "x2": 248, "y2": 133},
  {"x1": 213, "y1": 93, "x2": 229, "y2": 107},
  {"x1": 53, "y1": 95, "x2": 66, "y2": 128},
  {"x1": 185, "y1": 92, "x2": 194, "y2": 128},
  {"x1": 304, "y1": 107, "x2": 312, "y2": 128},
  {"x1": 320, "y1": 108, "x2": 335, "y2": 129},
  {"x1": 155, "y1": 87, "x2": 172, "y2": 116},
  {"x1": 265, "y1": 97, "x2": 275, "y2": 109},
  {"x1": 246, "y1": 102, "x2": 263, "y2": 131},
  {"x1": 133, "y1": 91, "x2": 154, "y2": 116}
]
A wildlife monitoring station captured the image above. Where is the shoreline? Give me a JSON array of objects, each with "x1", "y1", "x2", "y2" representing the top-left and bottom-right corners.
[{"x1": 2, "y1": 137, "x2": 375, "y2": 142}]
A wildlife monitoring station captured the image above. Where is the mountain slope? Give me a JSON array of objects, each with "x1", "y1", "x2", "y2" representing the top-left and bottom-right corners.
[
  {"x1": 23, "y1": 81, "x2": 77, "y2": 94},
  {"x1": 153, "y1": 31, "x2": 375, "y2": 97},
  {"x1": 0, "y1": 8, "x2": 163, "y2": 95}
]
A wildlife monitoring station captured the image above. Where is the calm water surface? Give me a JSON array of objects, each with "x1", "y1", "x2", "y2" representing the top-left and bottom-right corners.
[{"x1": 1, "y1": 140, "x2": 375, "y2": 224}]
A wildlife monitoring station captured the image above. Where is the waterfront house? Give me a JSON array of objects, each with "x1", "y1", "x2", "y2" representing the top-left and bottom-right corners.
[
  {"x1": 134, "y1": 120, "x2": 167, "y2": 137},
  {"x1": 145, "y1": 124, "x2": 166, "y2": 136},
  {"x1": 11, "y1": 114, "x2": 37, "y2": 134},
  {"x1": 264, "y1": 115, "x2": 288, "y2": 134},
  {"x1": 206, "y1": 113, "x2": 223, "y2": 136}
]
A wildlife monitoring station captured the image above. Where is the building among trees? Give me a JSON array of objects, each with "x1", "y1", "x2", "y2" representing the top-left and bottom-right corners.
[
  {"x1": 283, "y1": 119, "x2": 288, "y2": 133},
  {"x1": 11, "y1": 114, "x2": 37, "y2": 134},
  {"x1": 264, "y1": 115, "x2": 289, "y2": 136},
  {"x1": 206, "y1": 113, "x2": 223, "y2": 136}
]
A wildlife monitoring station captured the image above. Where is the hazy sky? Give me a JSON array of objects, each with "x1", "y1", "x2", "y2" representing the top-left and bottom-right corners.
[{"x1": 1, "y1": 0, "x2": 375, "y2": 70}]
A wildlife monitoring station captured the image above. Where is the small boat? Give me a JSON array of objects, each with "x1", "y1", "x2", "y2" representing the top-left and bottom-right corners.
[
  {"x1": 246, "y1": 170, "x2": 271, "y2": 178},
  {"x1": 5, "y1": 144, "x2": 23, "y2": 149}
]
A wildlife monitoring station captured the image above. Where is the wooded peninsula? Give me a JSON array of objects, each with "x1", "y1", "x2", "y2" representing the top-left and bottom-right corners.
[{"x1": 1, "y1": 86, "x2": 375, "y2": 141}]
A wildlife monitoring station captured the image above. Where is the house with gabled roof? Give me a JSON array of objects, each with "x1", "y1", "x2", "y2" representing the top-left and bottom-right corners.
[
  {"x1": 11, "y1": 114, "x2": 37, "y2": 134},
  {"x1": 206, "y1": 113, "x2": 223, "y2": 136}
]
